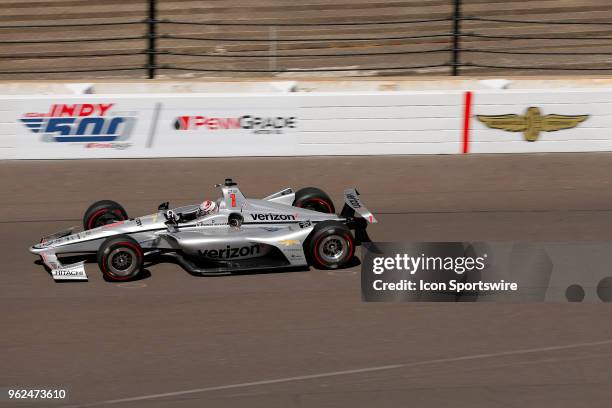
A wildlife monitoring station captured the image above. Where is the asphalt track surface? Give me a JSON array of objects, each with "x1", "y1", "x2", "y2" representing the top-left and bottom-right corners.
[{"x1": 2, "y1": 153, "x2": 612, "y2": 408}]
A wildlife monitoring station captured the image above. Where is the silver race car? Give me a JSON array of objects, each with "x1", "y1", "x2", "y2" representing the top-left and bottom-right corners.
[{"x1": 29, "y1": 179, "x2": 377, "y2": 281}]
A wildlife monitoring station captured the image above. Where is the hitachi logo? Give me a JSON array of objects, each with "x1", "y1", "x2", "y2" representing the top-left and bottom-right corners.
[
  {"x1": 198, "y1": 244, "x2": 260, "y2": 259},
  {"x1": 54, "y1": 269, "x2": 85, "y2": 276},
  {"x1": 250, "y1": 213, "x2": 296, "y2": 221}
]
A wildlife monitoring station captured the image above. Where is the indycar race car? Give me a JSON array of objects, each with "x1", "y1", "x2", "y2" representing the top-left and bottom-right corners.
[{"x1": 29, "y1": 179, "x2": 377, "y2": 281}]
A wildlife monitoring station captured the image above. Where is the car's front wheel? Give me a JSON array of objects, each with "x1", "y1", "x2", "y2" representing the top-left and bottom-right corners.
[
  {"x1": 83, "y1": 200, "x2": 128, "y2": 230},
  {"x1": 306, "y1": 221, "x2": 354, "y2": 269},
  {"x1": 97, "y1": 235, "x2": 143, "y2": 281}
]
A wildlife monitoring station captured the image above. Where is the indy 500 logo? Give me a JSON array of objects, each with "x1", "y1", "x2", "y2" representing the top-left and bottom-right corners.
[{"x1": 20, "y1": 103, "x2": 136, "y2": 147}]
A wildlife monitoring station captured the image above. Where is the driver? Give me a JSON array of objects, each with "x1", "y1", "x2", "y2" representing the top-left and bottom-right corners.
[
  {"x1": 200, "y1": 200, "x2": 217, "y2": 215},
  {"x1": 165, "y1": 200, "x2": 217, "y2": 224}
]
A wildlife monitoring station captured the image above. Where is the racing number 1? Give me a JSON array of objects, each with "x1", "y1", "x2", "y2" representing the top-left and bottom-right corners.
[{"x1": 230, "y1": 193, "x2": 236, "y2": 207}]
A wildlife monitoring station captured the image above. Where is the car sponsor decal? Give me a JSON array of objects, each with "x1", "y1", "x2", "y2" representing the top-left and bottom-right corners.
[
  {"x1": 173, "y1": 115, "x2": 297, "y2": 134},
  {"x1": 50, "y1": 261, "x2": 88, "y2": 281},
  {"x1": 250, "y1": 213, "x2": 296, "y2": 221},
  {"x1": 195, "y1": 220, "x2": 226, "y2": 227},
  {"x1": 345, "y1": 192, "x2": 362, "y2": 209},
  {"x1": 20, "y1": 103, "x2": 137, "y2": 146},
  {"x1": 278, "y1": 239, "x2": 300, "y2": 246},
  {"x1": 52, "y1": 268, "x2": 87, "y2": 279},
  {"x1": 198, "y1": 244, "x2": 260, "y2": 259}
]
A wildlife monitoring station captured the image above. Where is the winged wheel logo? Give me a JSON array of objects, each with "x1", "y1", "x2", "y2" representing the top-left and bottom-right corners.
[{"x1": 477, "y1": 107, "x2": 588, "y2": 142}]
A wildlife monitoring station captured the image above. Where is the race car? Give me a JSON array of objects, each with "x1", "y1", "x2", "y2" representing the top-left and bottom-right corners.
[{"x1": 29, "y1": 179, "x2": 377, "y2": 281}]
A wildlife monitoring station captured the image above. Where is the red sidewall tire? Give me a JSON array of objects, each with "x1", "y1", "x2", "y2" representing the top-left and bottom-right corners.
[
  {"x1": 83, "y1": 200, "x2": 128, "y2": 230},
  {"x1": 98, "y1": 236, "x2": 143, "y2": 281},
  {"x1": 296, "y1": 197, "x2": 334, "y2": 214},
  {"x1": 87, "y1": 209, "x2": 109, "y2": 230},
  {"x1": 307, "y1": 222, "x2": 354, "y2": 270},
  {"x1": 293, "y1": 187, "x2": 335, "y2": 214}
]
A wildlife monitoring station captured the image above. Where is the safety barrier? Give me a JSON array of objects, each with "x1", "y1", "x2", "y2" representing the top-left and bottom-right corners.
[{"x1": 2, "y1": 85, "x2": 611, "y2": 159}]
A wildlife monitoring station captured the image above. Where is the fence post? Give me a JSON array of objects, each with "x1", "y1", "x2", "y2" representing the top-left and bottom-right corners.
[
  {"x1": 269, "y1": 26, "x2": 277, "y2": 73},
  {"x1": 147, "y1": 0, "x2": 157, "y2": 79},
  {"x1": 452, "y1": 0, "x2": 462, "y2": 76}
]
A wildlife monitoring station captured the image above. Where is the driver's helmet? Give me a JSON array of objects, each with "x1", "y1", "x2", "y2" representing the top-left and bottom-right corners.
[{"x1": 200, "y1": 199, "x2": 217, "y2": 215}]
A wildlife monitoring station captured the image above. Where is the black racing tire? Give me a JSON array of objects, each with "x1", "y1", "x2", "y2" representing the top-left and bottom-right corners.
[
  {"x1": 306, "y1": 221, "x2": 354, "y2": 269},
  {"x1": 97, "y1": 235, "x2": 143, "y2": 281},
  {"x1": 83, "y1": 200, "x2": 128, "y2": 230},
  {"x1": 293, "y1": 187, "x2": 335, "y2": 214}
]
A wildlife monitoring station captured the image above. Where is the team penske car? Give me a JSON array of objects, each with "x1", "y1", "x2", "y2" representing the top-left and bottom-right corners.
[{"x1": 29, "y1": 179, "x2": 377, "y2": 281}]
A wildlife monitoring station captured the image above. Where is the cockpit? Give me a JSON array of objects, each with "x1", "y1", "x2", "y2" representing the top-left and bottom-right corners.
[{"x1": 166, "y1": 199, "x2": 219, "y2": 223}]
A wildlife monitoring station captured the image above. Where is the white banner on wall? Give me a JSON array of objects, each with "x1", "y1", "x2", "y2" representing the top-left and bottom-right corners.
[
  {"x1": 3, "y1": 97, "x2": 157, "y2": 159},
  {"x1": 0, "y1": 88, "x2": 610, "y2": 159},
  {"x1": 469, "y1": 89, "x2": 612, "y2": 153},
  {"x1": 153, "y1": 94, "x2": 301, "y2": 156}
]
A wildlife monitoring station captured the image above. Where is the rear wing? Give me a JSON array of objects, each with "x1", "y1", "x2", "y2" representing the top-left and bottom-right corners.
[{"x1": 341, "y1": 188, "x2": 377, "y2": 223}]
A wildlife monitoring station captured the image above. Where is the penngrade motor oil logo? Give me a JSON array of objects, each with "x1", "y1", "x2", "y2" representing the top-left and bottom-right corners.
[
  {"x1": 477, "y1": 107, "x2": 589, "y2": 142},
  {"x1": 19, "y1": 103, "x2": 137, "y2": 145},
  {"x1": 173, "y1": 115, "x2": 297, "y2": 134}
]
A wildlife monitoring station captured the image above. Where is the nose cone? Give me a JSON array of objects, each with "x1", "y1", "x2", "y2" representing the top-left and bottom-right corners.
[{"x1": 29, "y1": 243, "x2": 46, "y2": 254}]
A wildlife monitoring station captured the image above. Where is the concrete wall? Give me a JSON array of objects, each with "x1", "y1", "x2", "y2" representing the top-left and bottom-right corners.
[{"x1": 2, "y1": 79, "x2": 611, "y2": 159}]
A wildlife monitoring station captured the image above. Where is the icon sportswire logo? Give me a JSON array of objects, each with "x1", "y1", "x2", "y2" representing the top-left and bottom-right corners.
[{"x1": 20, "y1": 103, "x2": 137, "y2": 143}]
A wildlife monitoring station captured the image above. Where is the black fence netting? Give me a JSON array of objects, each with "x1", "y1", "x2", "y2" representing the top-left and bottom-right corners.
[{"x1": 1, "y1": 0, "x2": 612, "y2": 79}]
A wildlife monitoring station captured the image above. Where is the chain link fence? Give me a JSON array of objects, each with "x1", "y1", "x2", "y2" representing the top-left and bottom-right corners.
[{"x1": 1, "y1": 0, "x2": 612, "y2": 79}]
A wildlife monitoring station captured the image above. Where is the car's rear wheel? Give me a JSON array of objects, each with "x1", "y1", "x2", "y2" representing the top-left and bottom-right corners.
[
  {"x1": 83, "y1": 200, "x2": 128, "y2": 230},
  {"x1": 306, "y1": 221, "x2": 354, "y2": 269},
  {"x1": 293, "y1": 187, "x2": 335, "y2": 214},
  {"x1": 97, "y1": 235, "x2": 143, "y2": 281}
]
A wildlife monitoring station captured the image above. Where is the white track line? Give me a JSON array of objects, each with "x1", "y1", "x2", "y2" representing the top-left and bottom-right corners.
[{"x1": 66, "y1": 339, "x2": 612, "y2": 408}]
